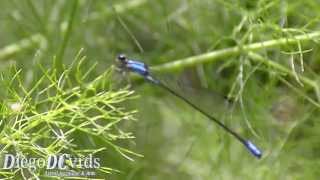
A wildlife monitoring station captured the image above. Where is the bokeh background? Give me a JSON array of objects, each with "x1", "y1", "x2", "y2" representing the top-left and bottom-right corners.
[{"x1": 0, "y1": 0, "x2": 320, "y2": 179}]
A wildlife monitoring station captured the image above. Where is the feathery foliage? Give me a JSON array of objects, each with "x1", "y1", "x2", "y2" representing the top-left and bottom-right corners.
[{"x1": 0, "y1": 0, "x2": 320, "y2": 179}]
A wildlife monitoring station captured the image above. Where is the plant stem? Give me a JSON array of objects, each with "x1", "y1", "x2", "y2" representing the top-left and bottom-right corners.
[
  {"x1": 56, "y1": 0, "x2": 78, "y2": 71},
  {"x1": 151, "y1": 31, "x2": 320, "y2": 72},
  {"x1": 0, "y1": 34, "x2": 46, "y2": 60},
  {"x1": 248, "y1": 52, "x2": 320, "y2": 101}
]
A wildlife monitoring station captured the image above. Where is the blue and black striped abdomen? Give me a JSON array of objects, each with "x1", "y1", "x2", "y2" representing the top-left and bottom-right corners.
[{"x1": 126, "y1": 60, "x2": 149, "y2": 76}]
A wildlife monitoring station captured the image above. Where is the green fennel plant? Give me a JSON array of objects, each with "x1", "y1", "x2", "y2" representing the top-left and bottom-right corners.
[{"x1": 0, "y1": 52, "x2": 140, "y2": 178}]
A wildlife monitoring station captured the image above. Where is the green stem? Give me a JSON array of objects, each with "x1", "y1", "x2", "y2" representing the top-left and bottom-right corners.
[
  {"x1": 56, "y1": 0, "x2": 78, "y2": 71},
  {"x1": 113, "y1": 0, "x2": 148, "y2": 13},
  {"x1": 151, "y1": 31, "x2": 320, "y2": 72},
  {"x1": 248, "y1": 52, "x2": 317, "y2": 88},
  {"x1": 248, "y1": 52, "x2": 320, "y2": 101},
  {"x1": 26, "y1": 0, "x2": 46, "y2": 34},
  {"x1": 0, "y1": 34, "x2": 46, "y2": 60}
]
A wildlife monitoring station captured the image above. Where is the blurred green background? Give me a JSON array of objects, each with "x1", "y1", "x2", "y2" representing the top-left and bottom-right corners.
[{"x1": 0, "y1": 0, "x2": 320, "y2": 179}]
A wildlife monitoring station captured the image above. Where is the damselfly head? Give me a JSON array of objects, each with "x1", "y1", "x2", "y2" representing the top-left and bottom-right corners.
[{"x1": 117, "y1": 54, "x2": 127, "y2": 64}]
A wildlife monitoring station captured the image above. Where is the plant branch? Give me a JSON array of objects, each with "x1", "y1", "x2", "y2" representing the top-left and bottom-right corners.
[
  {"x1": 151, "y1": 31, "x2": 320, "y2": 72},
  {"x1": 0, "y1": 34, "x2": 46, "y2": 60},
  {"x1": 248, "y1": 52, "x2": 320, "y2": 102}
]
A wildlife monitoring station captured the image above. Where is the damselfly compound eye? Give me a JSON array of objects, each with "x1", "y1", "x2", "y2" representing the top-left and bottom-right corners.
[{"x1": 117, "y1": 54, "x2": 127, "y2": 62}]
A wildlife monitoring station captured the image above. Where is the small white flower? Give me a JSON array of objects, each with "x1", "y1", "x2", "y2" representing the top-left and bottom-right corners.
[{"x1": 10, "y1": 102, "x2": 23, "y2": 112}]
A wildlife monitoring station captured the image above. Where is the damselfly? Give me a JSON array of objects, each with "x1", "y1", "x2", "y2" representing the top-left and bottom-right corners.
[{"x1": 116, "y1": 54, "x2": 262, "y2": 159}]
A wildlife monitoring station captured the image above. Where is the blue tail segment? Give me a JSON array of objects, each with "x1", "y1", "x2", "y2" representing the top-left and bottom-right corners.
[{"x1": 244, "y1": 140, "x2": 262, "y2": 158}]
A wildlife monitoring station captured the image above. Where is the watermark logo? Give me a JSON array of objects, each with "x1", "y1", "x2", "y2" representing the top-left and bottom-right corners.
[{"x1": 2, "y1": 154, "x2": 100, "y2": 177}]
